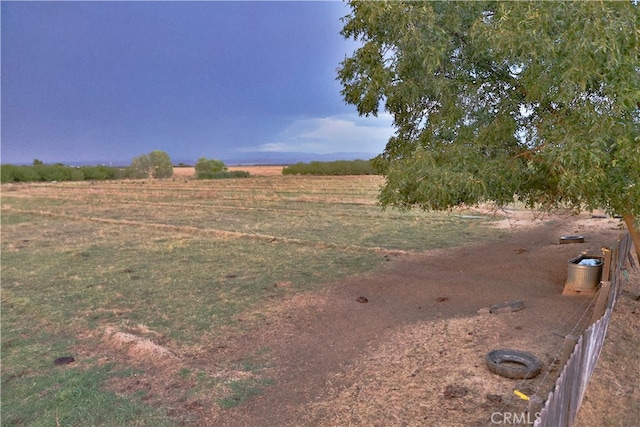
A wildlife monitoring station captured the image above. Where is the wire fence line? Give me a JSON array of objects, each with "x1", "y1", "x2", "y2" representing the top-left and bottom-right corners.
[{"x1": 533, "y1": 233, "x2": 634, "y2": 427}]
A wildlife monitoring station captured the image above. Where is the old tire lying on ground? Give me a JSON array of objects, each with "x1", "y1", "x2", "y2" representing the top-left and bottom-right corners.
[{"x1": 486, "y1": 349, "x2": 543, "y2": 379}]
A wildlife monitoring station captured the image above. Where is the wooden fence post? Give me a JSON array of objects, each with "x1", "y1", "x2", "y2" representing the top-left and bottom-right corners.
[
  {"x1": 591, "y1": 281, "x2": 612, "y2": 324},
  {"x1": 528, "y1": 394, "x2": 544, "y2": 420},
  {"x1": 601, "y1": 247, "x2": 613, "y2": 282},
  {"x1": 559, "y1": 334, "x2": 578, "y2": 370}
]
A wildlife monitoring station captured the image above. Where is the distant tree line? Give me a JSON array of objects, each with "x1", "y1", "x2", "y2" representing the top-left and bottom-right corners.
[
  {"x1": 1, "y1": 163, "x2": 124, "y2": 183},
  {"x1": 1, "y1": 151, "x2": 251, "y2": 183},
  {"x1": 282, "y1": 159, "x2": 377, "y2": 176},
  {"x1": 0, "y1": 154, "x2": 381, "y2": 182}
]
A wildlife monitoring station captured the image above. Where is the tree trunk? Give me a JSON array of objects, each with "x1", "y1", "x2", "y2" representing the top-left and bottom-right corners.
[{"x1": 622, "y1": 214, "x2": 640, "y2": 267}]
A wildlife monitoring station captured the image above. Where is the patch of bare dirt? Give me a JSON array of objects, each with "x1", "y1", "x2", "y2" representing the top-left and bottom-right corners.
[{"x1": 207, "y1": 210, "x2": 638, "y2": 427}]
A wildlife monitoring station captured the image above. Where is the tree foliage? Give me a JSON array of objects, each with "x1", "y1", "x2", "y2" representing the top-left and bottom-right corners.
[
  {"x1": 193, "y1": 158, "x2": 250, "y2": 179},
  {"x1": 130, "y1": 150, "x2": 173, "y2": 179},
  {"x1": 339, "y1": 1, "x2": 640, "y2": 255},
  {"x1": 195, "y1": 157, "x2": 226, "y2": 179}
]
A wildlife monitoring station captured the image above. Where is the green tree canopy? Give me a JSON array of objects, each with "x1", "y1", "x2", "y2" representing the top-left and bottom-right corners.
[
  {"x1": 338, "y1": 1, "x2": 640, "y2": 257},
  {"x1": 130, "y1": 150, "x2": 173, "y2": 179},
  {"x1": 195, "y1": 157, "x2": 226, "y2": 179}
]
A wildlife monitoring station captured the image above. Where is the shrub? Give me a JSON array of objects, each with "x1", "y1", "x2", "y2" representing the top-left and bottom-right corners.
[
  {"x1": 1, "y1": 165, "x2": 17, "y2": 183},
  {"x1": 213, "y1": 170, "x2": 250, "y2": 179},
  {"x1": 282, "y1": 159, "x2": 376, "y2": 176},
  {"x1": 69, "y1": 168, "x2": 85, "y2": 181},
  {"x1": 34, "y1": 164, "x2": 83, "y2": 182},
  {"x1": 79, "y1": 165, "x2": 118, "y2": 180},
  {"x1": 130, "y1": 151, "x2": 173, "y2": 178},
  {"x1": 17, "y1": 166, "x2": 43, "y2": 182},
  {"x1": 197, "y1": 170, "x2": 250, "y2": 180},
  {"x1": 195, "y1": 158, "x2": 226, "y2": 179},
  {"x1": 194, "y1": 158, "x2": 249, "y2": 179}
]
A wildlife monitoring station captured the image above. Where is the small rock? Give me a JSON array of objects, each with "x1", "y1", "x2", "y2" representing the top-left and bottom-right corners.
[
  {"x1": 477, "y1": 307, "x2": 491, "y2": 315},
  {"x1": 356, "y1": 296, "x2": 368, "y2": 303}
]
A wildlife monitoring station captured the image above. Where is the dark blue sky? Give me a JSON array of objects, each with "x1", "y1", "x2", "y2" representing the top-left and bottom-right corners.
[{"x1": 1, "y1": 1, "x2": 393, "y2": 165}]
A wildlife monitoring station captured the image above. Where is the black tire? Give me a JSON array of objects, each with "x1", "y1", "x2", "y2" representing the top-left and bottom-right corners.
[{"x1": 486, "y1": 349, "x2": 543, "y2": 379}]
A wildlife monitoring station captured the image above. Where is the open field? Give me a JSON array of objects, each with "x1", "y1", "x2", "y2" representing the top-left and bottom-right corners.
[
  {"x1": 1, "y1": 174, "x2": 638, "y2": 426},
  {"x1": 1, "y1": 175, "x2": 499, "y2": 426},
  {"x1": 172, "y1": 165, "x2": 284, "y2": 179}
]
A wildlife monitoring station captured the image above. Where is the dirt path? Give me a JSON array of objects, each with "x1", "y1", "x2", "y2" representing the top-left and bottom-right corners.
[{"x1": 210, "y1": 213, "x2": 634, "y2": 426}]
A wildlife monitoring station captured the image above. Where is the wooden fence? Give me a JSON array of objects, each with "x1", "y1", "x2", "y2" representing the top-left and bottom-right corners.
[{"x1": 533, "y1": 233, "x2": 634, "y2": 427}]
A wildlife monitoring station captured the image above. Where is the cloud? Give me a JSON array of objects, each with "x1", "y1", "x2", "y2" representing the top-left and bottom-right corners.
[{"x1": 245, "y1": 113, "x2": 394, "y2": 154}]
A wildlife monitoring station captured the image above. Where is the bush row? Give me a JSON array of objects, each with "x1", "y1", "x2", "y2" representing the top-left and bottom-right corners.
[
  {"x1": 1, "y1": 164, "x2": 126, "y2": 183},
  {"x1": 196, "y1": 170, "x2": 251, "y2": 179},
  {"x1": 2, "y1": 159, "x2": 377, "y2": 182},
  {"x1": 0, "y1": 163, "x2": 252, "y2": 183},
  {"x1": 282, "y1": 159, "x2": 377, "y2": 176}
]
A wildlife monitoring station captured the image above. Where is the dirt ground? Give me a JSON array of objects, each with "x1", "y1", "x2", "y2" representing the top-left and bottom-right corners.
[
  {"x1": 204, "y1": 210, "x2": 639, "y2": 427},
  {"x1": 90, "y1": 172, "x2": 639, "y2": 426}
]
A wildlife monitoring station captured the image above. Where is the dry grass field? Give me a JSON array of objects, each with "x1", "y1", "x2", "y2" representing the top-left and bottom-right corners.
[
  {"x1": 172, "y1": 165, "x2": 284, "y2": 179},
  {"x1": 1, "y1": 170, "x2": 638, "y2": 426}
]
